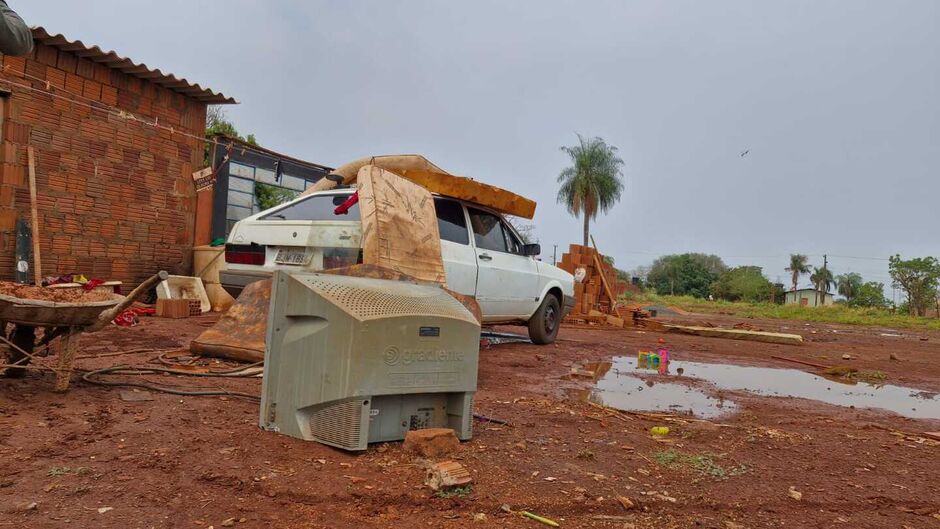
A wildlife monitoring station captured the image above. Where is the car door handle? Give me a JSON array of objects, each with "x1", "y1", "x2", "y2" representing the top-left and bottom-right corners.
[{"x1": 478, "y1": 253, "x2": 492, "y2": 261}]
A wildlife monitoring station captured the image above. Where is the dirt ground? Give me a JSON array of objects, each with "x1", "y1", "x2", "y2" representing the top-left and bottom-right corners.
[{"x1": 1, "y1": 310, "x2": 939, "y2": 529}]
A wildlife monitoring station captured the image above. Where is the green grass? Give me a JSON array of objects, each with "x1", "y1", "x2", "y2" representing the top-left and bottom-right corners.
[
  {"x1": 653, "y1": 449, "x2": 748, "y2": 479},
  {"x1": 434, "y1": 484, "x2": 473, "y2": 498},
  {"x1": 625, "y1": 292, "x2": 940, "y2": 331}
]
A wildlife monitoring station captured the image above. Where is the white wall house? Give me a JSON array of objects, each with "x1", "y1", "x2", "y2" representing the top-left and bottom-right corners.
[{"x1": 784, "y1": 288, "x2": 834, "y2": 307}]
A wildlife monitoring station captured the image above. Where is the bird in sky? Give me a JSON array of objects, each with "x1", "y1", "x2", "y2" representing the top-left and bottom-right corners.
[{"x1": 740, "y1": 149, "x2": 750, "y2": 157}]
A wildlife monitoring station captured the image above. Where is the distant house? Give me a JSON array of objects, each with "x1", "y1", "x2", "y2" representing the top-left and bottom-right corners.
[{"x1": 784, "y1": 288, "x2": 834, "y2": 307}]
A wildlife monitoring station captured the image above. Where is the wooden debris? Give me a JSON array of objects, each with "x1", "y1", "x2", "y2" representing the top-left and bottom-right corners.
[
  {"x1": 615, "y1": 495, "x2": 635, "y2": 510},
  {"x1": 770, "y1": 355, "x2": 830, "y2": 369},
  {"x1": 27, "y1": 146, "x2": 42, "y2": 285},
  {"x1": 665, "y1": 324, "x2": 803, "y2": 345}
]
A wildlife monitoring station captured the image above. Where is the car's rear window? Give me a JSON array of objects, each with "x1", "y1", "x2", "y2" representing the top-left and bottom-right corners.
[{"x1": 260, "y1": 194, "x2": 360, "y2": 221}]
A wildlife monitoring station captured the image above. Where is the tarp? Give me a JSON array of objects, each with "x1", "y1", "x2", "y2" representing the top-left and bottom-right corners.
[{"x1": 304, "y1": 154, "x2": 537, "y2": 219}]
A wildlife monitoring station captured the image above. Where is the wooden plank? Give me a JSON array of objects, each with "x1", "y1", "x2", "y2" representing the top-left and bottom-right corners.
[
  {"x1": 590, "y1": 235, "x2": 618, "y2": 313},
  {"x1": 26, "y1": 146, "x2": 41, "y2": 286},
  {"x1": 302, "y1": 155, "x2": 537, "y2": 219},
  {"x1": 665, "y1": 325, "x2": 804, "y2": 345},
  {"x1": 770, "y1": 355, "x2": 830, "y2": 369},
  {"x1": 53, "y1": 329, "x2": 79, "y2": 392}
]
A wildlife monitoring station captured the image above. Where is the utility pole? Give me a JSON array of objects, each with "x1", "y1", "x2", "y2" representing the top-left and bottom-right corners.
[{"x1": 552, "y1": 244, "x2": 557, "y2": 265}]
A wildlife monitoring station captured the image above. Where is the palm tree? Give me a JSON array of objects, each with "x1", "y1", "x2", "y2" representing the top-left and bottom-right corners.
[
  {"x1": 556, "y1": 135, "x2": 625, "y2": 246},
  {"x1": 785, "y1": 254, "x2": 811, "y2": 297},
  {"x1": 836, "y1": 272, "x2": 863, "y2": 302},
  {"x1": 809, "y1": 266, "x2": 835, "y2": 306}
]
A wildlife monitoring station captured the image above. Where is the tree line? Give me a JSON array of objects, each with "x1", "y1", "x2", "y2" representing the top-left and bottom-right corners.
[{"x1": 633, "y1": 252, "x2": 940, "y2": 315}]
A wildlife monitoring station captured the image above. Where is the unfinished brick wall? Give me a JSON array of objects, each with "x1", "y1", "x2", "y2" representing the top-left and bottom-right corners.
[{"x1": 0, "y1": 43, "x2": 208, "y2": 288}]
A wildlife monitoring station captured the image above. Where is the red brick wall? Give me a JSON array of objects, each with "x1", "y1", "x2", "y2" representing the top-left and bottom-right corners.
[{"x1": 0, "y1": 43, "x2": 208, "y2": 288}]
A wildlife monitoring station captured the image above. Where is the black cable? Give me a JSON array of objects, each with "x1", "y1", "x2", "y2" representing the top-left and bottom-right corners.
[{"x1": 81, "y1": 364, "x2": 261, "y2": 401}]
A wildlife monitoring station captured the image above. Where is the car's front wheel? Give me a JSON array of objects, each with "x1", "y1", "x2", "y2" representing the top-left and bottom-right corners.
[{"x1": 528, "y1": 294, "x2": 561, "y2": 345}]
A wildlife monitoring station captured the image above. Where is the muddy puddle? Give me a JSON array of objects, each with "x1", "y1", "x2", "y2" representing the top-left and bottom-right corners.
[{"x1": 579, "y1": 356, "x2": 940, "y2": 420}]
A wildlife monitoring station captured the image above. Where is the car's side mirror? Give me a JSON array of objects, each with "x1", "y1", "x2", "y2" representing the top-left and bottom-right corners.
[{"x1": 521, "y1": 243, "x2": 541, "y2": 256}]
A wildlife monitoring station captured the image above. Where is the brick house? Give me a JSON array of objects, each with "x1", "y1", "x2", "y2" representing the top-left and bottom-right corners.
[{"x1": 0, "y1": 27, "x2": 234, "y2": 288}]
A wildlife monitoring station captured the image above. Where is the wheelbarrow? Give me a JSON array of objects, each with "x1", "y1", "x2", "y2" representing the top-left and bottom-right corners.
[{"x1": 0, "y1": 271, "x2": 168, "y2": 391}]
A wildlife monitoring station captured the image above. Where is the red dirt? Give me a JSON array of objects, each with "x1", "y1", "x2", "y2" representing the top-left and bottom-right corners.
[
  {"x1": 1, "y1": 311, "x2": 939, "y2": 528},
  {"x1": 0, "y1": 282, "x2": 117, "y2": 303}
]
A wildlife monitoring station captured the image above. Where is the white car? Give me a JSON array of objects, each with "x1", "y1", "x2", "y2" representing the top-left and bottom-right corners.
[{"x1": 221, "y1": 189, "x2": 575, "y2": 344}]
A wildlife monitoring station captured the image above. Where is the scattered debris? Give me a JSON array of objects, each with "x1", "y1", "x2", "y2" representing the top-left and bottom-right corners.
[
  {"x1": 500, "y1": 504, "x2": 560, "y2": 527},
  {"x1": 472, "y1": 413, "x2": 510, "y2": 425},
  {"x1": 426, "y1": 461, "x2": 472, "y2": 492},
  {"x1": 841, "y1": 354, "x2": 853, "y2": 360},
  {"x1": 97, "y1": 506, "x2": 113, "y2": 514},
  {"x1": 404, "y1": 428, "x2": 460, "y2": 458},
  {"x1": 788, "y1": 486, "x2": 802, "y2": 501},
  {"x1": 650, "y1": 426, "x2": 670, "y2": 436},
  {"x1": 923, "y1": 432, "x2": 940, "y2": 442},
  {"x1": 118, "y1": 390, "x2": 154, "y2": 402},
  {"x1": 770, "y1": 355, "x2": 831, "y2": 369},
  {"x1": 615, "y1": 495, "x2": 635, "y2": 510}
]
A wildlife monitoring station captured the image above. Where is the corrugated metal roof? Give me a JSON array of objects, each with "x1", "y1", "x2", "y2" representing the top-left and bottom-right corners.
[{"x1": 31, "y1": 26, "x2": 236, "y2": 104}]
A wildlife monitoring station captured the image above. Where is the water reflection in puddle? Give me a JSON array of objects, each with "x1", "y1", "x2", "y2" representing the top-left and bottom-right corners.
[{"x1": 585, "y1": 356, "x2": 940, "y2": 420}]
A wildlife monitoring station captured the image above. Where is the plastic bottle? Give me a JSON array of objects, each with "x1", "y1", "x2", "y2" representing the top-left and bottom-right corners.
[{"x1": 657, "y1": 338, "x2": 670, "y2": 374}]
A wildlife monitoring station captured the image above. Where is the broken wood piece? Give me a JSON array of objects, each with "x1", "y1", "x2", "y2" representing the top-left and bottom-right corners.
[
  {"x1": 665, "y1": 324, "x2": 803, "y2": 345},
  {"x1": 923, "y1": 432, "x2": 940, "y2": 442},
  {"x1": 53, "y1": 329, "x2": 79, "y2": 392},
  {"x1": 590, "y1": 236, "x2": 619, "y2": 313},
  {"x1": 769, "y1": 355, "x2": 831, "y2": 369},
  {"x1": 27, "y1": 146, "x2": 41, "y2": 285}
]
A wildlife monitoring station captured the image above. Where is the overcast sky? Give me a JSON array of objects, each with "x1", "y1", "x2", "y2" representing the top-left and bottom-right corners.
[{"x1": 18, "y1": 1, "x2": 939, "y2": 294}]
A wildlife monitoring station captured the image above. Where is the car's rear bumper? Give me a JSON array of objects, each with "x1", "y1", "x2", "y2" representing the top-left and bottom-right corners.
[
  {"x1": 220, "y1": 269, "x2": 272, "y2": 298},
  {"x1": 562, "y1": 294, "x2": 576, "y2": 317}
]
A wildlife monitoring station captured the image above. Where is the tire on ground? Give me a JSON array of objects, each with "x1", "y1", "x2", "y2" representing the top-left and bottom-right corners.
[{"x1": 528, "y1": 294, "x2": 561, "y2": 345}]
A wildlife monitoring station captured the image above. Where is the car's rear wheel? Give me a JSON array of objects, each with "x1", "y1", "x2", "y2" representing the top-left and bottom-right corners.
[{"x1": 528, "y1": 294, "x2": 560, "y2": 345}]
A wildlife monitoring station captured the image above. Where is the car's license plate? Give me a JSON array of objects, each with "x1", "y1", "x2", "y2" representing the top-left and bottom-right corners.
[{"x1": 274, "y1": 247, "x2": 309, "y2": 265}]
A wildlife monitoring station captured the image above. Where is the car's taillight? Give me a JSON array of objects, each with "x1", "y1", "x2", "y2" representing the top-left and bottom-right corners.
[{"x1": 225, "y1": 244, "x2": 265, "y2": 265}]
